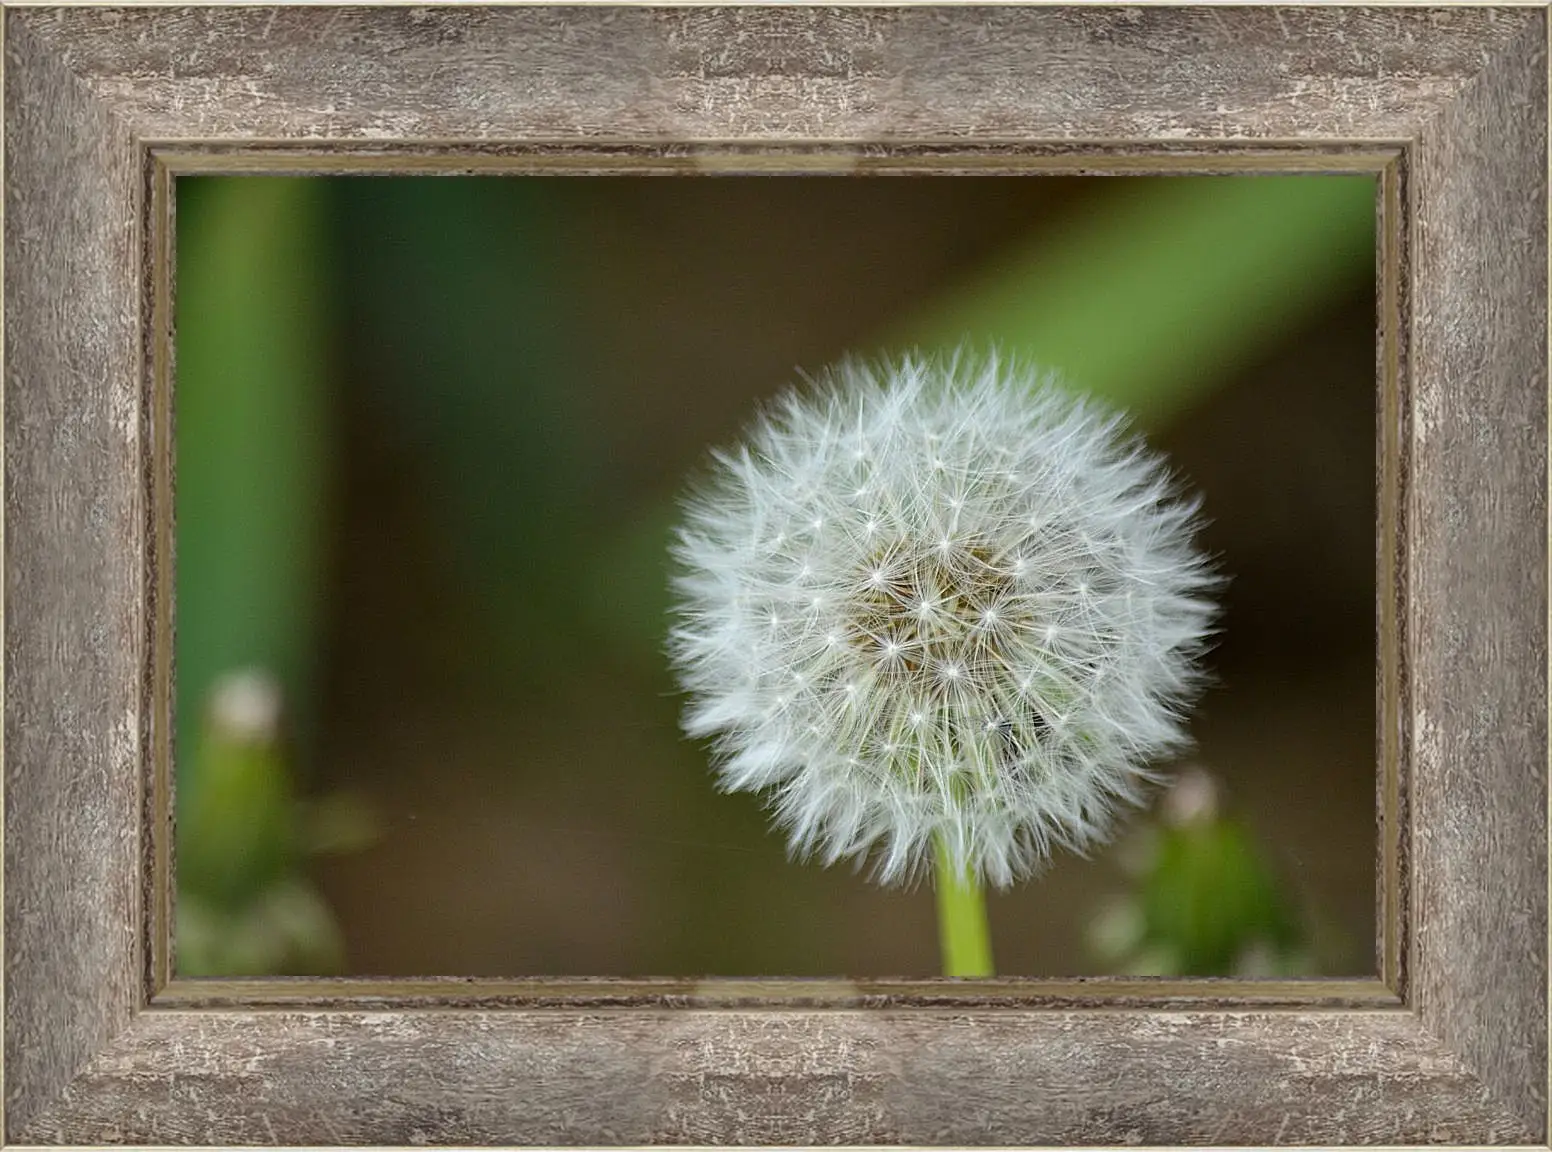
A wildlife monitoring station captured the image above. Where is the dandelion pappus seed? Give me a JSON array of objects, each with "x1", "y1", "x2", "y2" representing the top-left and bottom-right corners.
[{"x1": 669, "y1": 348, "x2": 1218, "y2": 889}]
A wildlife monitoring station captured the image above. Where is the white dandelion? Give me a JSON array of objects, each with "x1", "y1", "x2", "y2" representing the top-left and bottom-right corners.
[{"x1": 668, "y1": 350, "x2": 1219, "y2": 890}]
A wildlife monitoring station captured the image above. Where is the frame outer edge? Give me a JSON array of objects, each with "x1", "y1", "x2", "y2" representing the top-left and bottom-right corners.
[
  {"x1": 1407, "y1": 8, "x2": 1550, "y2": 1141},
  {"x1": 2, "y1": 3, "x2": 1548, "y2": 1147},
  {"x1": 16, "y1": 1007, "x2": 1531, "y2": 1146},
  {"x1": 2, "y1": 9, "x2": 146, "y2": 1141}
]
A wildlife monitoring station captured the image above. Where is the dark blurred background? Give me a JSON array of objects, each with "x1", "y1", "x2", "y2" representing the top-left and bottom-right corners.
[{"x1": 174, "y1": 173, "x2": 1377, "y2": 979}]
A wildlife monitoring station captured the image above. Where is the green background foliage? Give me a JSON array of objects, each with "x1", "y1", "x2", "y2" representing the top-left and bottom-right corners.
[{"x1": 175, "y1": 173, "x2": 1376, "y2": 978}]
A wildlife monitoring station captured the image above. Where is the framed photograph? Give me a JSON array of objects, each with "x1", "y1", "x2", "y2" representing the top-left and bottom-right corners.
[{"x1": 4, "y1": 4, "x2": 1545, "y2": 1146}]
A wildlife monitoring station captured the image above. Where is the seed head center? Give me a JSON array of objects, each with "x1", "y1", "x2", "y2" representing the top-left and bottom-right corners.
[{"x1": 846, "y1": 542, "x2": 1017, "y2": 693}]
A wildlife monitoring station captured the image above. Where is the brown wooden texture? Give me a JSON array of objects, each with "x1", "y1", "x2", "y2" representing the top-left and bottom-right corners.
[
  {"x1": 3, "y1": 5, "x2": 1546, "y2": 1147},
  {"x1": 6, "y1": 6, "x2": 1527, "y2": 143},
  {"x1": 21, "y1": 1009, "x2": 1529, "y2": 1147},
  {"x1": 2, "y1": 7, "x2": 148, "y2": 1143},
  {"x1": 1406, "y1": 8, "x2": 1550, "y2": 1137}
]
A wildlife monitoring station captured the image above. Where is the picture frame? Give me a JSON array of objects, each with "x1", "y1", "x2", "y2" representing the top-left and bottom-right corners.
[{"x1": 3, "y1": 3, "x2": 1545, "y2": 1146}]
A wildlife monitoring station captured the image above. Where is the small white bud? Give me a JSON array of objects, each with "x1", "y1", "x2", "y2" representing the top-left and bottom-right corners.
[{"x1": 207, "y1": 668, "x2": 283, "y2": 744}]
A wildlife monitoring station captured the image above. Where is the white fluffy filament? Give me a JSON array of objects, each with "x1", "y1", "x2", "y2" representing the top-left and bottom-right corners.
[{"x1": 669, "y1": 350, "x2": 1219, "y2": 889}]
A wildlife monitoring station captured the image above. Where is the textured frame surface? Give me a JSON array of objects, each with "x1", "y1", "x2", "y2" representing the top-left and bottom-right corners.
[{"x1": 3, "y1": 5, "x2": 1546, "y2": 1147}]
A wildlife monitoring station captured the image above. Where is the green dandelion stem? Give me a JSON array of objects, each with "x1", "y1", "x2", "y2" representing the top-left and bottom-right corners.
[{"x1": 934, "y1": 834, "x2": 995, "y2": 978}]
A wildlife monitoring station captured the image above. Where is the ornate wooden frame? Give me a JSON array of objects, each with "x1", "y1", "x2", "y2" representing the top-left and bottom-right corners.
[{"x1": 3, "y1": 5, "x2": 1546, "y2": 1146}]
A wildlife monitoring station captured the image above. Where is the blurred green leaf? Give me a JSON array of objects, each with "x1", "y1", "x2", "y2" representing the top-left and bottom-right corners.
[
  {"x1": 302, "y1": 790, "x2": 383, "y2": 857},
  {"x1": 178, "y1": 880, "x2": 346, "y2": 977},
  {"x1": 889, "y1": 174, "x2": 1377, "y2": 426}
]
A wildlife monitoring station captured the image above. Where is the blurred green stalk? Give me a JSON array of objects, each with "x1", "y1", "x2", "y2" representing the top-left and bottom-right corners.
[
  {"x1": 175, "y1": 177, "x2": 334, "y2": 814},
  {"x1": 894, "y1": 174, "x2": 1376, "y2": 425}
]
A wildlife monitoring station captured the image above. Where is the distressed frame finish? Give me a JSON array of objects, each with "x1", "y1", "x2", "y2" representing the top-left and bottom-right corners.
[{"x1": 4, "y1": 4, "x2": 1547, "y2": 1147}]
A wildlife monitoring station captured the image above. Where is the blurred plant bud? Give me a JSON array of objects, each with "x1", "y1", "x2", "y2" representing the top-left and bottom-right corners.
[
  {"x1": 1089, "y1": 767, "x2": 1310, "y2": 976},
  {"x1": 177, "y1": 668, "x2": 298, "y2": 911}
]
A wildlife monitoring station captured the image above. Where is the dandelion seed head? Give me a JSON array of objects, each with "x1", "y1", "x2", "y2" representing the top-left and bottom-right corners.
[{"x1": 669, "y1": 349, "x2": 1219, "y2": 888}]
